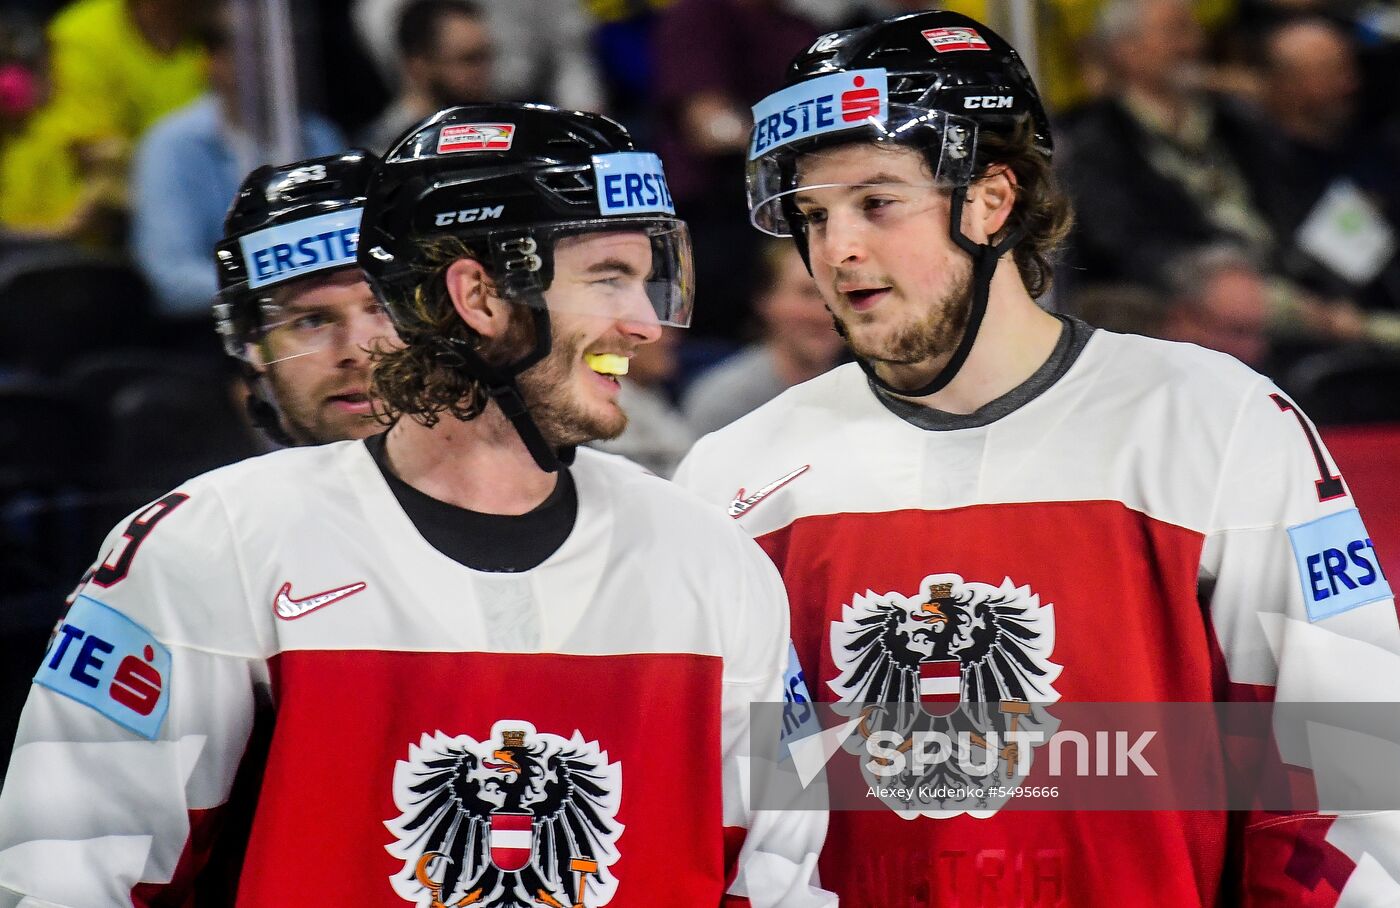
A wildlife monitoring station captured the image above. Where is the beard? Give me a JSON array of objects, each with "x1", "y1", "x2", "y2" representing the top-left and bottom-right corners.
[
  {"x1": 265, "y1": 366, "x2": 377, "y2": 446},
  {"x1": 493, "y1": 309, "x2": 628, "y2": 447},
  {"x1": 833, "y1": 262, "x2": 973, "y2": 368}
]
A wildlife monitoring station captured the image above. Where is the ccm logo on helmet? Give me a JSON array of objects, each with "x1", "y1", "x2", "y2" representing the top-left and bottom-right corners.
[
  {"x1": 434, "y1": 205, "x2": 505, "y2": 227},
  {"x1": 964, "y1": 95, "x2": 1013, "y2": 109}
]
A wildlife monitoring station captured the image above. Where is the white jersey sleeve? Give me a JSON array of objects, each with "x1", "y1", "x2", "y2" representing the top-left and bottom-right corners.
[
  {"x1": 721, "y1": 534, "x2": 834, "y2": 908},
  {"x1": 1203, "y1": 380, "x2": 1400, "y2": 903},
  {"x1": 0, "y1": 484, "x2": 269, "y2": 907}
]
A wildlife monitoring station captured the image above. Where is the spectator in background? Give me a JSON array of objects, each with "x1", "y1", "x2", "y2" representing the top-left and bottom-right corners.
[
  {"x1": 1254, "y1": 16, "x2": 1400, "y2": 314},
  {"x1": 0, "y1": 13, "x2": 82, "y2": 242},
  {"x1": 37, "y1": 0, "x2": 209, "y2": 241},
  {"x1": 590, "y1": 327, "x2": 695, "y2": 477},
  {"x1": 652, "y1": 0, "x2": 821, "y2": 339},
  {"x1": 684, "y1": 239, "x2": 843, "y2": 436},
  {"x1": 1160, "y1": 245, "x2": 1274, "y2": 372},
  {"x1": 1061, "y1": 0, "x2": 1285, "y2": 289},
  {"x1": 357, "y1": 0, "x2": 493, "y2": 153},
  {"x1": 0, "y1": 13, "x2": 121, "y2": 245},
  {"x1": 352, "y1": 0, "x2": 601, "y2": 112},
  {"x1": 131, "y1": 2, "x2": 344, "y2": 336}
]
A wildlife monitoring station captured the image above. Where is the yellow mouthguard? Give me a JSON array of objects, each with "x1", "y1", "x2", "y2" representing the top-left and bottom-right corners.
[{"x1": 585, "y1": 353, "x2": 629, "y2": 376}]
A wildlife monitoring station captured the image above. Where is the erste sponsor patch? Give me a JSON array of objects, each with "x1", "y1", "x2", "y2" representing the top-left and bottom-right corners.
[
  {"x1": 749, "y1": 68, "x2": 888, "y2": 160},
  {"x1": 1288, "y1": 508, "x2": 1392, "y2": 621},
  {"x1": 780, "y1": 641, "x2": 820, "y2": 758},
  {"x1": 238, "y1": 208, "x2": 361, "y2": 290},
  {"x1": 591, "y1": 152, "x2": 675, "y2": 216},
  {"x1": 34, "y1": 595, "x2": 171, "y2": 739}
]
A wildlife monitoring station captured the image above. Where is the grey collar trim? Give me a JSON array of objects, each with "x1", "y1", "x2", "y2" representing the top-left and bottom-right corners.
[{"x1": 871, "y1": 314, "x2": 1095, "y2": 431}]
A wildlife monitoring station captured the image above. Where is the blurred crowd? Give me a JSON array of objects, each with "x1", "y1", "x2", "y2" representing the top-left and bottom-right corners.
[{"x1": 2, "y1": 0, "x2": 1400, "y2": 593}]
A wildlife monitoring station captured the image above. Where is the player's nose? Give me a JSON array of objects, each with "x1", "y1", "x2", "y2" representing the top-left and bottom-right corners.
[
  {"x1": 816, "y1": 209, "x2": 868, "y2": 267},
  {"x1": 614, "y1": 285, "x2": 663, "y2": 344}
]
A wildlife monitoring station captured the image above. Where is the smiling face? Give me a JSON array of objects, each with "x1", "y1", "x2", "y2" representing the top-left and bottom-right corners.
[
  {"x1": 256, "y1": 269, "x2": 399, "y2": 444},
  {"x1": 512, "y1": 230, "x2": 663, "y2": 445},
  {"x1": 793, "y1": 143, "x2": 973, "y2": 377}
]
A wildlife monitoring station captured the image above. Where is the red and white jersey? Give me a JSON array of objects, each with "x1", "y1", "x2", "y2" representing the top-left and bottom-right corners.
[
  {"x1": 676, "y1": 329, "x2": 1400, "y2": 907},
  {"x1": 0, "y1": 443, "x2": 832, "y2": 908}
]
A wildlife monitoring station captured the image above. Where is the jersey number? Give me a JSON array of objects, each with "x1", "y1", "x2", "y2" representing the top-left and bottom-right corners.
[
  {"x1": 91, "y1": 493, "x2": 190, "y2": 588},
  {"x1": 1270, "y1": 394, "x2": 1345, "y2": 502}
]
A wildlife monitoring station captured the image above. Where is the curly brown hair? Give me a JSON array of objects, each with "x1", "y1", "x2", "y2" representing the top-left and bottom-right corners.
[
  {"x1": 974, "y1": 119, "x2": 1075, "y2": 300},
  {"x1": 370, "y1": 235, "x2": 526, "y2": 427}
]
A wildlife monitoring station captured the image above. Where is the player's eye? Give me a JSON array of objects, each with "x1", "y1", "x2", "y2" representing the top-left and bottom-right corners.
[{"x1": 290, "y1": 312, "x2": 333, "y2": 331}]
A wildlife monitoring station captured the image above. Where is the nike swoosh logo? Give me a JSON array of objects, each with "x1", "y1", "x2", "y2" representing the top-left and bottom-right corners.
[
  {"x1": 274, "y1": 581, "x2": 367, "y2": 620},
  {"x1": 728, "y1": 465, "x2": 810, "y2": 518}
]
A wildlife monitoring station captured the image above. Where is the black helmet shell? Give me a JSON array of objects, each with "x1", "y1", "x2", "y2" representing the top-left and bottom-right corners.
[
  {"x1": 215, "y1": 149, "x2": 379, "y2": 298},
  {"x1": 786, "y1": 10, "x2": 1051, "y2": 157},
  {"x1": 213, "y1": 149, "x2": 379, "y2": 362},
  {"x1": 358, "y1": 102, "x2": 672, "y2": 317}
]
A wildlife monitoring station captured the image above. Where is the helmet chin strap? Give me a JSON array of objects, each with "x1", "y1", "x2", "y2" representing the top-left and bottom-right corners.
[
  {"x1": 245, "y1": 383, "x2": 297, "y2": 447},
  {"x1": 448, "y1": 305, "x2": 574, "y2": 474},
  {"x1": 845, "y1": 184, "x2": 1024, "y2": 400}
]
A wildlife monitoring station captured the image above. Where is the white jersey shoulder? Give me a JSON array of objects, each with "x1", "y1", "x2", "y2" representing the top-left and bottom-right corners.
[{"x1": 676, "y1": 330, "x2": 1290, "y2": 536}]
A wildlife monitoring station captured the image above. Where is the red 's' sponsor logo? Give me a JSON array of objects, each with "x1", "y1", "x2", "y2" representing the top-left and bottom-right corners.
[
  {"x1": 841, "y1": 75, "x2": 882, "y2": 122},
  {"x1": 109, "y1": 645, "x2": 163, "y2": 716}
]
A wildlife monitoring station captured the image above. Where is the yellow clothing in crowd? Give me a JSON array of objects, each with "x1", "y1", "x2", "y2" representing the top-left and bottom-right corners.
[
  {"x1": 0, "y1": 0, "x2": 206, "y2": 232},
  {"x1": 0, "y1": 108, "x2": 85, "y2": 231}
]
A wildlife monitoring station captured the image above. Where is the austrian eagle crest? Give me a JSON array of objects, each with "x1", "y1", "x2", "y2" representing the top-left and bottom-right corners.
[
  {"x1": 386, "y1": 721, "x2": 623, "y2": 907},
  {"x1": 829, "y1": 572, "x2": 1062, "y2": 818}
]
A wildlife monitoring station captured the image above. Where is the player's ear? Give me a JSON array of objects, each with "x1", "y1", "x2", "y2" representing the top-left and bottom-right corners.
[
  {"x1": 445, "y1": 257, "x2": 510, "y2": 338},
  {"x1": 964, "y1": 165, "x2": 1017, "y2": 244}
]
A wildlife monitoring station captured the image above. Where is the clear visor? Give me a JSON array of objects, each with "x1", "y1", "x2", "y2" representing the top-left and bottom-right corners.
[
  {"x1": 217, "y1": 274, "x2": 398, "y2": 367},
  {"x1": 495, "y1": 219, "x2": 694, "y2": 329},
  {"x1": 747, "y1": 105, "x2": 978, "y2": 237}
]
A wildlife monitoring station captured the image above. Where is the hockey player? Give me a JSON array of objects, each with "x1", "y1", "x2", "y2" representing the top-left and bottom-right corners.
[
  {"x1": 675, "y1": 10, "x2": 1400, "y2": 905},
  {"x1": 0, "y1": 104, "x2": 832, "y2": 907},
  {"x1": 214, "y1": 149, "x2": 398, "y2": 446}
]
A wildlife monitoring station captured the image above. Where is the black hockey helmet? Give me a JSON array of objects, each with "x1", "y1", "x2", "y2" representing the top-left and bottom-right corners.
[
  {"x1": 213, "y1": 149, "x2": 382, "y2": 445},
  {"x1": 357, "y1": 102, "x2": 693, "y2": 471},
  {"x1": 214, "y1": 149, "x2": 379, "y2": 363},
  {"x1": 746, "y1": 10, "x2": 1051, "y2": 398},
  {"x1": 359, "y1": 103, "x2": 692, "y2": 331}
]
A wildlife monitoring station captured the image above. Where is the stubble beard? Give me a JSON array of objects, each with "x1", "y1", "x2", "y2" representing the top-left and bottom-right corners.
[
  {"x1": 833, "y1": 262, "x2": 974, "y2": 368},
  {"x1": 506, "y1": 316, "x2": 629, "y2": 447},
  {"x1": 265, "y1": 369, "x2": 371, "y2": 446}
]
